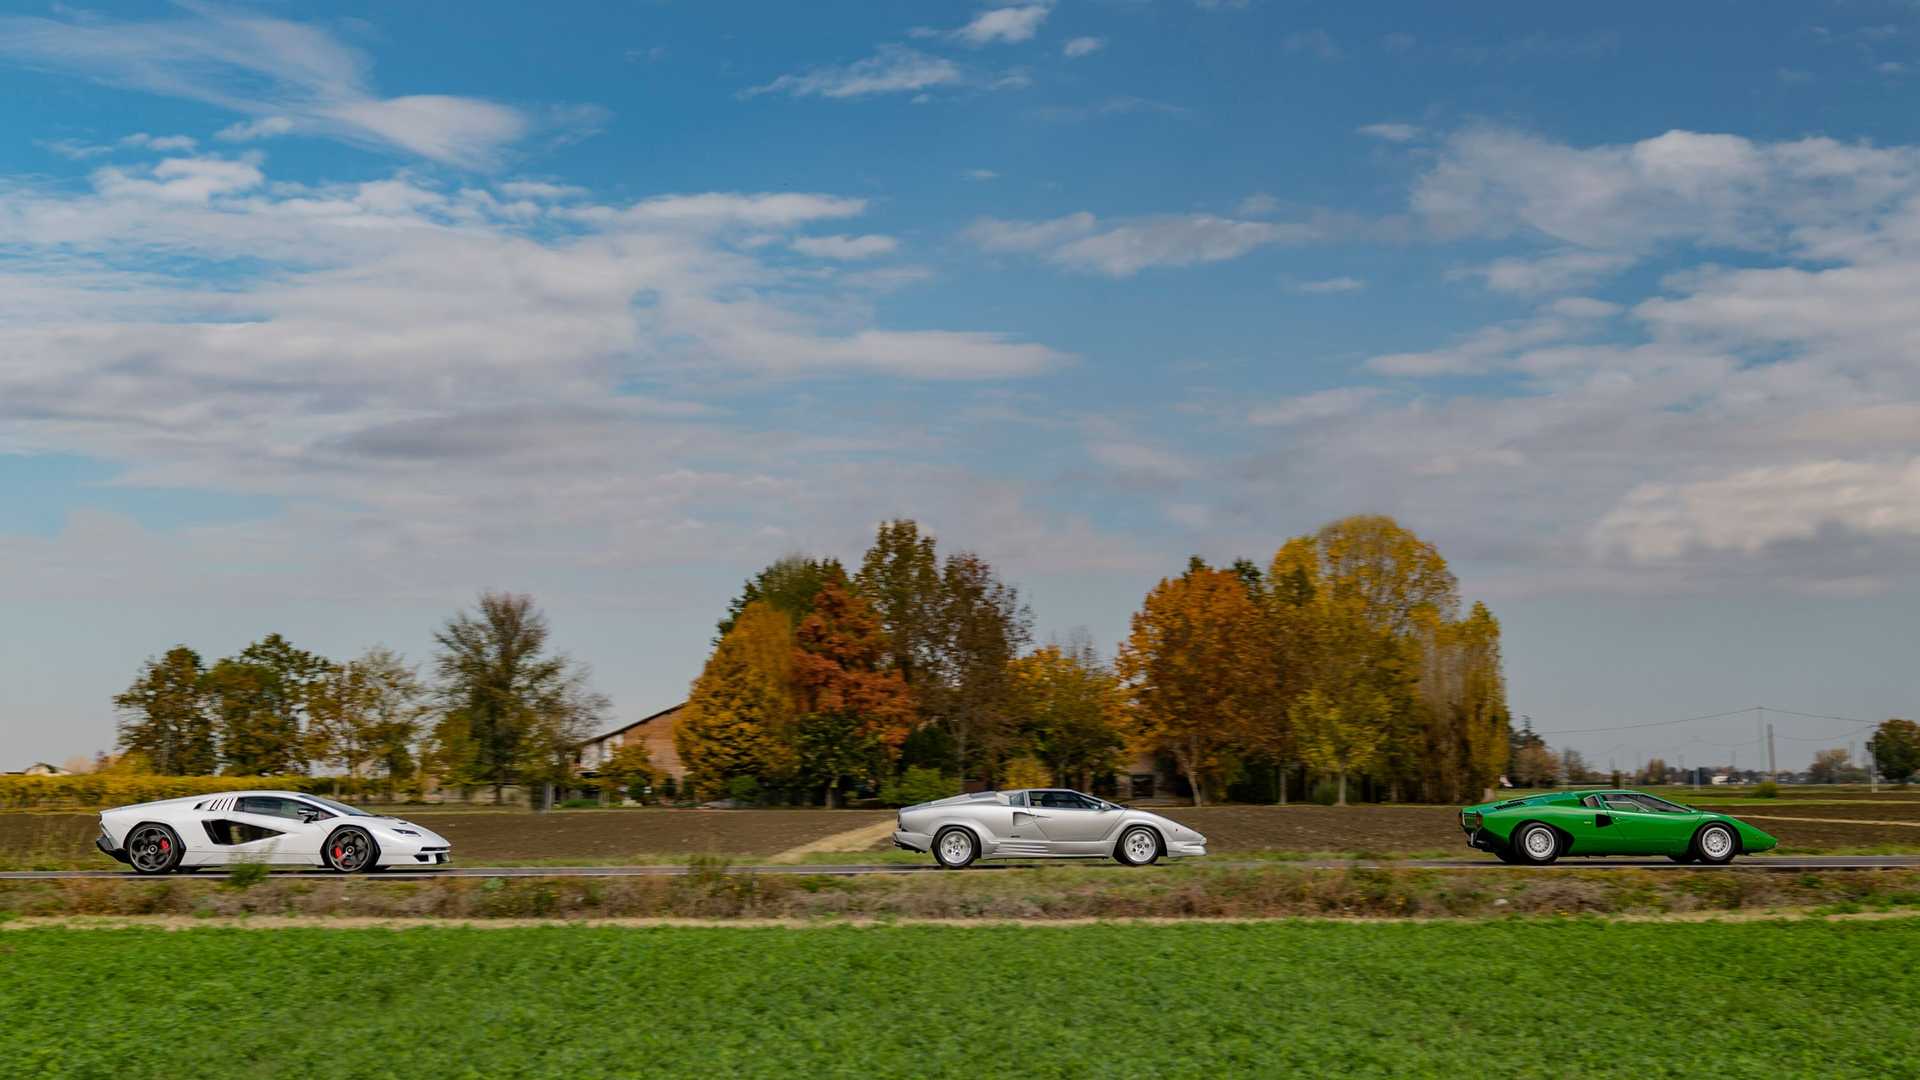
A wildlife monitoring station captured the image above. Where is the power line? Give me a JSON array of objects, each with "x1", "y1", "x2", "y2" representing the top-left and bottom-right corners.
[
  {"x1": 1536, "y1": 705, "x2": 1879, "y2": 739},
  {"x1": 1534, "y1": 706, "x2": 1759, "y2": 737}
]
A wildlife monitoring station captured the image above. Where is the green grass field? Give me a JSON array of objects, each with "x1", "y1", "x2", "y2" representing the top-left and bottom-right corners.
[{"x1": 6, "y1": 919, "x2": 1919, "y2": 1079}]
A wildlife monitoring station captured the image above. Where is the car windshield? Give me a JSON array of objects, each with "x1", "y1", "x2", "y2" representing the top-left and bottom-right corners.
[
  {"x1": 302, "y1": 795, "x2": 373, "y2": 817},
  {"x1": 1629, "y1": 794, "x2": 1692, "y2": 813}
]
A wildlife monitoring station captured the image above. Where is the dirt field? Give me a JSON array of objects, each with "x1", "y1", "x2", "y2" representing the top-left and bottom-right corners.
[{"x1": 7, "y1": 800, "x2": 1919, "y2": 869}]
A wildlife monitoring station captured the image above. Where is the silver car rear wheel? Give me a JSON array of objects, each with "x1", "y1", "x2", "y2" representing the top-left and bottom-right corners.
[
  {"x1": 1116, "y1": 826, "x2": 1160, "y2": 867},
  {"x1": 934, "y1": 827, "x2": 978, "y2": 869}
]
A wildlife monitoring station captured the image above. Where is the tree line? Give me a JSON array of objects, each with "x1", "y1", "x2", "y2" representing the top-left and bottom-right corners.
[
  {"x1": 112, "y1": 593, "x2": 605, "y2": 801},
  {"x1": 675, "y1": 514, "x2": 1513, "y2": 806}
]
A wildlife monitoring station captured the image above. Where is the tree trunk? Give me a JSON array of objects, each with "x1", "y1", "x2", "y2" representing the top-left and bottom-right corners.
[
  {"x1": 825, "y1": 781, "x2": 839, "y2": 809},
  {"x1": 1276, "y1": 763, "x2": 1287, "y2": 806},
  {"x1": 492, "y1": 783, "x2": 503, "y2": 805},
  {"x1": 1336, "y1": 770, "x2": 1348, "y2": 807}
]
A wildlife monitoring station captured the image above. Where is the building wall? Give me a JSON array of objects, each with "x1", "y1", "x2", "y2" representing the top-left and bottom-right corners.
[{"x1": 578, "y1": 705, "x2": 687, "y2": 782}]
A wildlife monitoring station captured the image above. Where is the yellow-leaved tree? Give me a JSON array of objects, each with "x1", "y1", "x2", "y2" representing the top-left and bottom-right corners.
[{"x1": 675, "y1": 600, "x2": 796, "y2": 799}]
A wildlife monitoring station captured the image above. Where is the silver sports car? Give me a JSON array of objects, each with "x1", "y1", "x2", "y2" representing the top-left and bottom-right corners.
[
  {"x1": 95, "y1": 790, "x2": 453, "y2": 874},
  {"x1": 892, "y1": 788, "x2": 1208, "y2": 868}
]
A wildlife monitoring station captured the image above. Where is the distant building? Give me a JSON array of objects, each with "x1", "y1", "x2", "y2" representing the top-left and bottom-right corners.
[
  {"x1": 18, "y1": 762, "x2": 70, "y2": 777},
  {"x1": 576, "y1": 703, "x2": 687, "y2": 782}
]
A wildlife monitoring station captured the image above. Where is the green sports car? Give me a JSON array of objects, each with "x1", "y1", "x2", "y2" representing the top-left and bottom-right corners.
[{"x1": 1459, "y1": 789, "x2": 1778, "y2": 865}]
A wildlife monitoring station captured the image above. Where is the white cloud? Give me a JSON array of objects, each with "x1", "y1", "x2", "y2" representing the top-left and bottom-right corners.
[
  {"x1": 964, "y1": 168, "x2": 1000, "y2": 181},
  {"x1": 1087, "y1": 440, "x2": 1193, "y2": 481},
  {"x1": 216, "y1": 116, "x2": 295, "y2": 141},
  {"x1": 0, "y1": 8, "x2": 548, "y2": 167},
  {"x1": 956, "y1": 5, "x2": 1052, "y2": 47},
  {"x1": 91, "y1": 156, "x2": 266, "y2": 203},
  {"x1": 1461, "y1": 248, "x2": 1635, "y2": 295},
  {"x1": 790, "y1": 233, "x2": 899, "y2": 259},
  {"x1": 967, "y1": 211, "x2": 1317, "y2": 275},
  {"x1": 1595, "y1": 460, "x2": 1920, "y2": 561},
  {"x1": 1358, "y1": 122, "x2": 1420, "y2": 142},
  {"x1": 743, "y1": 45, "x2": 963, "y2": 99},
  {"x1": 1292, "y1": 276, "x2": 1366, "y2": 294},
  {"x1": 1063, "y1": 36, "x2": 1106, "y2": 58}
]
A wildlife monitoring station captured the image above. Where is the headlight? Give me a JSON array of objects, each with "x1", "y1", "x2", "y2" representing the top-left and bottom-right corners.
[{"x1": 392, "y1": 828, "x2": 420, "y2": 837}]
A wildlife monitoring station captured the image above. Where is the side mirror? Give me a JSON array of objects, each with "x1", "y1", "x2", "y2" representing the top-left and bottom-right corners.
[{"x1": 298, "y1": 810, "x2": 320, "y2": 823}]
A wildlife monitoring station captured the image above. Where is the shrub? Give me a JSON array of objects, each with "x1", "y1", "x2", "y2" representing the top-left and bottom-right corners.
[
  {"x1": 1000, "y1": 757, "x2": 1051, "y2": 791},
  {"x1": 559, "y1": 798, "x2": 599, "y2": 810},
  {"x1": 880, "y1": 767, "x2": 956, "y2": 807},
  {"x1": 1309, "y1": 780, "x2": 1340, "y2": 806},
  {"x1": 1753, "y1": 781, "x2": 1780, "y2": 799},
  {"x1": 224, "y1": 861, "x2": 270, "y2": 891},
  {"x1": 725, "y1": 775, "x2": 761, "y2": 805}
]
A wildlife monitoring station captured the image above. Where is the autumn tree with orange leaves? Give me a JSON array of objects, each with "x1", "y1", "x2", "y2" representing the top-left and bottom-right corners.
[
  {"x1": 1115, "y1": 560, "x2": 1274, "y2": 805},
  {"x1": 792, "y1": 574, "x2": 917, "y2": 806}
]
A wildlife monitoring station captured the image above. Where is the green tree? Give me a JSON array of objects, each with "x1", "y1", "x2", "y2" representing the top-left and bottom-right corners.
[
  {"x1": 1009, "y1": 641, "x2": 1127, "y2": 790},
  {"x1": 307, "y1": 646, "x2": 423, "y2": 790},
  {"x1": 432, "y1": 592, "x2": 608, "y2": 804},
  {"x1": 1290, "y1": 688, "x2": 1387, "y2": 806},
  {"x1": 854, "y1": 518, "x2": 944, "y2": 686},
  {"x1": 1869, "y1": 719, "x2": 1920, "y2": 785},
  {"x1": 929, "y1": 552, "x2": 1031, "y2": 783},
  {"x1": 112, "y1": 646, "x2": 216, "y2": 775},
  {"x1": 206, "y1": 634, "x2": 330, "y2": 775},
  {"x1": 715, "y1": 555, "x2": 843, "y2": 640},
  {"x1": 677, "y1": 600, "x2": 797, "y2": 799},
  {"x1": 597, "y1": 739, "x2": 657, "y2": 804}
]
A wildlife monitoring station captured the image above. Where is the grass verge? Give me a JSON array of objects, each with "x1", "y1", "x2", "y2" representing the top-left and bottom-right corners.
[{"x1": 6, "y1": 864, "x2": 1920, "y2": 921}]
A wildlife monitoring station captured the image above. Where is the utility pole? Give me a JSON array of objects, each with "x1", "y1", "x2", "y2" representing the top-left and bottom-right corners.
[{"x1": 1766, "y1": 722, "x2": 1777, "y2": 781}]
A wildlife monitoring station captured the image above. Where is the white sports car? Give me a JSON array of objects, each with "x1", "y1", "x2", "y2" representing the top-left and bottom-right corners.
[
  {"x1": 892, "y1": 788, "x2": 1208, "y2": 868},
  {"x1": 96, "y1": 790, "x2": 452, "y2": 874}
]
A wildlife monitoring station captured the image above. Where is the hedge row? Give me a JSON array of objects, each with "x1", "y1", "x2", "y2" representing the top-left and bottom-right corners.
[{"x1": 0, "y1": 774, "x2": 387, "y2": 809}]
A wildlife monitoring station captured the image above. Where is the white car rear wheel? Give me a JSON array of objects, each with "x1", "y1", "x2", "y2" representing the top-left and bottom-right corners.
[{"x1": 127, "y1": 823, "x2": 183, "y2": 875}]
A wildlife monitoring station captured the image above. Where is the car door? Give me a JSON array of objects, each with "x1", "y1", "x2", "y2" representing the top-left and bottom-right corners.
[
  {"x1": 1000, "y1": 791, "x2": 1051, "y2": 855},
  {"x1": 1599, "y1": 795, "x2": 1676, "y2": 854},
  {"x1": 1623, "y1": 794, "x2": 1702, "y2": 853},
  {"x1": 1029, "y1": 790, "x2": 1119, "y2": 853},
  {"x1": 228, "y1": 796, "x2": 332, "y2": 864}
]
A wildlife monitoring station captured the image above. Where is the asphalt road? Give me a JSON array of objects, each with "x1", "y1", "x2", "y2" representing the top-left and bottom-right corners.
[{"x1": 5, "y1": 854, "x2": 1919, "y2": 880}]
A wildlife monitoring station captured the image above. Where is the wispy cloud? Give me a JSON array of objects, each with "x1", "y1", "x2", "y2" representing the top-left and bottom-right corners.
[
  {"x1": 0, "y1": 6, "x2": 558, "y2": 168},
  {"x1": 790, "y1": 233, "x2": 899, "y2": 259},
  {"x1": 955, "y1": 5, "x2": 1052, "y2": 46},
  {"x1": 1357, "y1": 122, "x2": 1420, "y2": 142},
  {"x1": 1282, "y1": 30, "x2": 1342, "y2": 60},
  {"x1": 968, "y1": 211, "x2": 1318, "y2": 275},
  {"x1": 1063, "y1": 36, "x2": 1106, "y2": 59},
  {"x1": 1292, "y1": 276, "x2": 1366, "y2": 294},
  {"x1": 743, "y1": 45, "x2": 963, "y2": 100}
]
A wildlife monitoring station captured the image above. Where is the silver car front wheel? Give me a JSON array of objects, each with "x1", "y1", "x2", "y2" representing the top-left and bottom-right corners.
[
  {"x1": 933, "y1": 827, "x2": 978, "y2": 869},
  {"x1": 1115, "y1": 826, "x2": 1160, "y2": 867}
]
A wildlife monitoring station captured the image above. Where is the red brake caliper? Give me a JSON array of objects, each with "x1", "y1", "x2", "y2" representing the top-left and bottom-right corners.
[
  {"x1": 159, "y1": 838, "x2": 169, "y2": 852},
  {"x1": 333, "y1": 846, "x2": 343, "y2": 859}
]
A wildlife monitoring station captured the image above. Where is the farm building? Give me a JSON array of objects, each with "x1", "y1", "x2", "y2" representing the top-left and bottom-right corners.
[{"x1": 576, "y1": 703, "x2": 687, "y2": 783}]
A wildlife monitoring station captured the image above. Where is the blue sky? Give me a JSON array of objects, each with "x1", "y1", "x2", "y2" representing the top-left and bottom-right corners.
[{"x1": 3, "y1": 1, "x2": 1918, "y2": 772}]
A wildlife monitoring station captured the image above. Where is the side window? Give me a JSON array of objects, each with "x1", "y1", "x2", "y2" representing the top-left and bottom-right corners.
[
  {"x1": 1602, "y1": 796, "x2": 1641, "y2": 813},
  {"x1": 1006, "y1": 791, "x2": 1027, "y2": 807},
  {"x1": 237, "y1": 796, "x2": 302, "y2": 820},
  {"x1": 293, "y1": 800, "x2": 335, "y2": 821},
  {"x1": 1581, "y1": 795, "x2": 1605, "y2": 809},
  {"x1": 1051, "y1": 791, "x2": 1099, "y2": 811}
]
